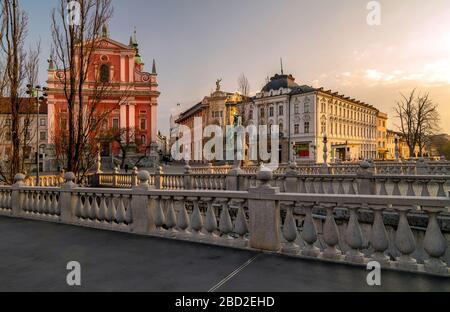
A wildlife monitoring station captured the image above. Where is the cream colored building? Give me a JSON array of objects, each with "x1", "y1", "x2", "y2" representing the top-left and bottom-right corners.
[{"x1": 250, "y1": 72, "x2": 381, "y2": 163}]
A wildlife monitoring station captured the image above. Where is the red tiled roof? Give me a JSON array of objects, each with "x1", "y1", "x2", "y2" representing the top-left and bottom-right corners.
[{"x1": 0, "y1": 97, "x2": 48, "y2": 114}]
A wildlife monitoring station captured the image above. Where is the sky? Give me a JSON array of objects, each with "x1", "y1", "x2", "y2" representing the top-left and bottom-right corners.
[{"x1": 22, "y1": 0, "x2": 450, "y2": 135}]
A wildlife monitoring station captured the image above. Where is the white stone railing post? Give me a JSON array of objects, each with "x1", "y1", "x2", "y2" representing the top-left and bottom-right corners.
[
  {"x1": 357, "y1": 160, "x2": 375, "y2": 195},
  {"x1": 226, "y1": 166, "x2": 242, "y2": 191},
  {"x1": 59, "y1": 172, "x2": 78, "y2": 224},
  {"x1": 131, "y1": 167, "x2": 139, "y2": 187},
  {"x1": 183, "y1": 164, "x2": 192, "y2": 190},
  {"x1": 131, "y1": 171, "x2": 154, "y2": 235},
  {"x1": 284, "y1": 163, "x2": 299, "y2": 193},
  {"x1": 155, "y1": 166, "x2": 163, "y2": 190},
  {"x1": 113, "y1": 167, "x2": 119, "y2": 188},
  {"x1": 248, "y1": 165, "x2": 281, "y2": 252},
  {"x1": 416, "y1": 158, "x2": 429, "y2": 175},
  {"x1": 11, "y1": 173, "x2": 26, "y2": 217}
]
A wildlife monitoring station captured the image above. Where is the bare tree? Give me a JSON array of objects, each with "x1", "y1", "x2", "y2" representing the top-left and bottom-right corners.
[
  {"x1": 395, "y1": 89, "x2": 440, "y2": 157},
  {"x1": 50, "y1": 0, "x2": 130, "y2": 179},
  {"x1": 0, "y1": 0, "x2": 42, "y2": 184},
  {"x1": 238, "y1": 73, "x2": 250, "y2": 97}
]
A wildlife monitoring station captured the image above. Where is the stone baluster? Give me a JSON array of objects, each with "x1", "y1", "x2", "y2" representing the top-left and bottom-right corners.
[
  {"x1": 321, "y1": 203, "x2": 343, "y2": 260},
  {"x1": 98, "y1": 195, "x2": 107, "y2": 222},
  {"x1": 90, "y1": 195, "x2": 100, "y2": 221},
  {"x1": 392, "y1": 178, "x2": 401, "y2": 196},
  {"x1": 317, "y1": 178, "x2": 325, "y2": 194},
  {"x1": 44, "y1": 192, "x2": 51, "y2": 215},
  {"x1": 347, "y1": 178, "x2": 356, "y2": 195},
  {"x1": 281, "y1": 201, "x2": 299, "y2": 254},
  {"x1": 38, "y1": 192, "x2": 45, "y2": 214},
  {"x1": 299, "y1": 177, "x2": 307, "y2": 194},
  {"x1": 422, "y1": 206, "x2": 449, "y2": 275},
  {"x1": 393, "y1": 205, "x2": 418, "y2": 271},
  {"x1": 116, "y1": 196, "x2": 127, "y2": 224},
  {"x1": 176, "y1": 197, "x2": 190, "y2": 238},
  {"x1": 232, "y1": 199, "x2": 248, "y2": 247},
  {"x1": 369, "y1": 204, "x2": 391, "y2": 267},
  {"x1": 300, "y1": 203, "x2": 321, "y2": 258},
  {"x1": 153, "y1": 196, "x2": 166, "y2": 231},
  {"x1": 420, "y1": 179, "x2": 430, "y2": 197},
  {"x1": 125, "y1": 196, "x2": 133, "y2": 225},
  {"x1": 435, "y1": 179, "x2": 446, "y2": 197},
  {"x1": 105, "y1": 195, "x2": 117, "y2": 223},
  {"x1": 82, "y1": 194, "x2": 91, "y2": 219},
  {"x1": 219, "y1": 199, "x2": 233, "y2": 240},
  {"x1": 406, "y1": 179, "x2": 416, "y2": 196},
  {"x1": 189, "y1": 197, "x2": 204, "y2": 237},
  {"x1": 337, "y1": 178, "x2": 345, "y2": 195},
  {"x1": 344, "y1": 204, "x2": 367, "y2": 264},
  {"x1": 378, "y1": 178, "x2": 388, "y2": 196},
  {"x1": 308, "y1": 178, "x2": 316, "y2": 194},
  {"x1": 203, "y1": 198, "x2": 217, "y2": 238},
  {"x1": 75, "y1": 194, "x2": 83, "y2": 219},
  {"x1": 165, "y1": 197, "x2": 178, "y2": 234},
  {"x1": 326, "y1": 178, "x2": 334, "y2": 194}
]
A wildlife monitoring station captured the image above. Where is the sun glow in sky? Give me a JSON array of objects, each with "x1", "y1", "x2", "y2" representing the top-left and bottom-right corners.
[{"x1": 23, "y1": 0, "x2": 450, "y2": 134}]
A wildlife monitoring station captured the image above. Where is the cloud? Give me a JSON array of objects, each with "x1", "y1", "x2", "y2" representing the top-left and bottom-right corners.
[{"x1": 331, "y1": 59, "x2": 450, "y2": 88}]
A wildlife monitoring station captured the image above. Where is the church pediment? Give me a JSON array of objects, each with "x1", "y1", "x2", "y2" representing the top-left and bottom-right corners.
[{"x1": 94, "y1": 38, "x2": 134, "y2": 52}]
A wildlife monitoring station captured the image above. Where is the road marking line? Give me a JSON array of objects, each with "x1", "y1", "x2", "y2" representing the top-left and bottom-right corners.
[{"x1": 208, "y1": 253, "x2": 261, "y2": 293}]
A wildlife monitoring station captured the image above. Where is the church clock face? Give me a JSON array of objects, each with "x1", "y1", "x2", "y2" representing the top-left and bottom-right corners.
[{"x1": 142, "y1": 74, "x2": 150, "y2": 82}]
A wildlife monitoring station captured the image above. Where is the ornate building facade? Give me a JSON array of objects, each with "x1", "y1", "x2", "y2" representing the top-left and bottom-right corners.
[
  {"x1": 249, "y1": 72, "x2": 382, "y2": 163},
  {"x1": 174, "y1": 80, "x2": 245, "y2": 162},
  {"x1": 46, "y1": 29, "x2": 159, "y2": 167}
]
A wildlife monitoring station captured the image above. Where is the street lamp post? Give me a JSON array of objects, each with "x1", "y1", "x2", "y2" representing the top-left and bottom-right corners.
[{"x1": 26, "y1": 85, "x2": 48, "y2": 186}]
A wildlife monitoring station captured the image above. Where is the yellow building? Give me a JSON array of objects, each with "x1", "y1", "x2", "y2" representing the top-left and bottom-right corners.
[{"x1": 376, "y1": 112, "x2": 388, "y2": 159}]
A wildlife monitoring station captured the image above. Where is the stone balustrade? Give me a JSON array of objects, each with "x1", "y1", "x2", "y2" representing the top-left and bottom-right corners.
[
  {"x1": 24, "y1": 175, "x2": 65, "y2": 187},
  {"x1": 93, "y1": 163, "x2": 450, "y2": 199},
  {"x1": 0, "y1": 170, "x2": 449, "y2": 277},
  {"x1": 189, "y1": 159, "x2": 450, "y2": 176}
]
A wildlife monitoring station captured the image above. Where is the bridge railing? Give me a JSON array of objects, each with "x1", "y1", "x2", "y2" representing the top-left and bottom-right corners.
[
  {"x1": 93, "y1": 162, "x2": 450, "y2": 198},
  {"x1": 1, "y1": 170, "x2": 449, "y2": 277}
]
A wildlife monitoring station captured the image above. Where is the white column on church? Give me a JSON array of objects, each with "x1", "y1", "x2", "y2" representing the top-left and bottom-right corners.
[
  {"x1": 129, "y1": 104, "x2": 136, "y2": 143},
  {"x1": 151, "y1": 104, "x2": 157, "y2": 143},
  {"x1": 120, "y1": 104, "x2": 127, "y2": 129},
  {"x1": 120, "y1": 55, "x2": 125, "y2": 82},
  {"x1": 129, "y1": 56, "x2": 134, "y2": 83}
]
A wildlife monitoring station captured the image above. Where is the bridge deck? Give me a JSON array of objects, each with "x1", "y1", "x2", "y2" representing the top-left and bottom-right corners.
[{"x1": 0, "y1": 216, "x2": 449, "y2": 292}]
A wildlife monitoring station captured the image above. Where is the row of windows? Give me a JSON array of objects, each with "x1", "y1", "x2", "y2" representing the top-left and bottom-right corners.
[
  {"x1": 60, "y1": 117, "x2": 148, "y2": 131},
  {"x1": 4, "y1": 118, "x2": 47, "y2": 127},
  {"x1": 320, "y1": 101, "x2": 376, "y2": 123},
  {"x1": 4, "y1": 131, "x2": 46, "y2": 141},
  {"x1": 329, "y1": 122, "x2": 376, "y2": 139},
  {"x1": 293, "y1": 122, "x2": 310, "y2": 135}
]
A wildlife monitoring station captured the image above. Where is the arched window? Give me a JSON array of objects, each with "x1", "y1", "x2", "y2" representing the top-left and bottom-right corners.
[{"x1": 100, "y1": 64, "x2": 110, "y2": 83}]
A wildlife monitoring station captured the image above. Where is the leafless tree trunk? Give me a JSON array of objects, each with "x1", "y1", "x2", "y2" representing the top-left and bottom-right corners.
[
  {"x1": 0, "y1": 0, "x2": 41, "y2": 184},
  {"x1": 395, "y1": 89, "x2": 440, "y2": 158},
  {"x1": 51, "y1": 0, "x2": 117, "y2": 179}
]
